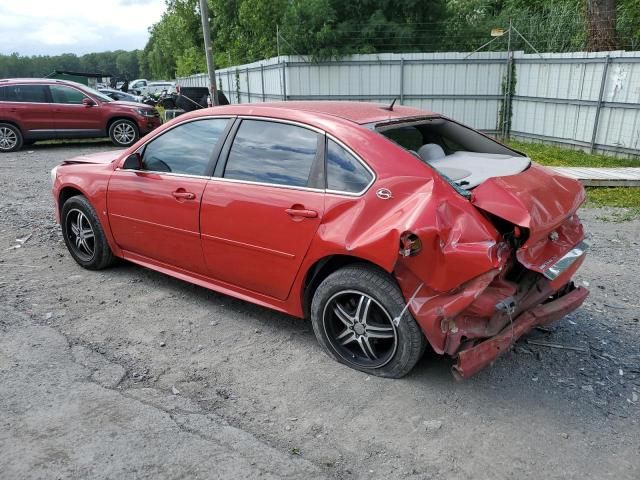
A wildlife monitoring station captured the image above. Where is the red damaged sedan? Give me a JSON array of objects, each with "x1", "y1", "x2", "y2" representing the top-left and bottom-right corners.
[{"x1": 51, "y1": 102, "x2": 588, "y2": 378}]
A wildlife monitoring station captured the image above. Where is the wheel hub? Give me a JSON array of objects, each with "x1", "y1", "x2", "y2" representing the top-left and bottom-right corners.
[
  {"x1": 66, "y1": 209, "x2": 96, "y2": 261},
  {"x1": 322, "y1": 290, "x2": 398, "y2": 369}
]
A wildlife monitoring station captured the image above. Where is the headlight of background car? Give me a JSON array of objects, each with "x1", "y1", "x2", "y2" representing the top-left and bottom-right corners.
[
  {"x1": 50, "y1": 166, "x2": 59, "y2": 185},
  {"x1": 136, "y1": 108, "x2": 157, "y2": 117}
]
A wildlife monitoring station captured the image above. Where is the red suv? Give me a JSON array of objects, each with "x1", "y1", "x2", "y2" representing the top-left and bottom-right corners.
[{"x1": 0, "y1": 78, "x2": 161, "y2": 152}]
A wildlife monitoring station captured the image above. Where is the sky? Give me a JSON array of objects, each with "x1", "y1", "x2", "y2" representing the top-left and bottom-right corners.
[{"x1": 0, "y1": 0, "x2": 167, "y2": 56}]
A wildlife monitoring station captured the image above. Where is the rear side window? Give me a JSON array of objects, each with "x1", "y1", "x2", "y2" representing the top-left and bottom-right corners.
[
  {"x1": 224, "y1": 119, "x2": 319, "y2": 188},
  {"x1": 142, "y1": 118, "x2": 229, "y2": 176},
  {"x1": 50, "y1": 85, "x2": 87, "y2": 104},
  {"x1": 0, "y1": 85, "x2": 48, "y2": 103},
  {"x1": 326, "y1": 139, "x2": 373, "y2": 193}
]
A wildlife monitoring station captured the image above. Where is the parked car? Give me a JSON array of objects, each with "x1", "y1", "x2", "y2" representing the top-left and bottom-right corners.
[
  {"x1": 147, "y1": 81, "x2": 178, "y2": 95},
  {"x1": 50, "y1": 102, "x2": 588, "y2": 378},
  {"x1": 0, "y1": 78, "x2": 162, "y2": 151},
  {"x1": 129, "y1": 79, "x2": 178, "y2": 96},
  {"x1": 98, "y1": 87, "x2": 142, "y2": 103},
  {"x1": 173, "y1": 87, "x2": 230, "y2": 111},
  {"x1": 128, "y1": 78, "x2": 149, "y2": 95}
]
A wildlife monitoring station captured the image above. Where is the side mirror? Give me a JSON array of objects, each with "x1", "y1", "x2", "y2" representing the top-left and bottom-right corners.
[
  {"x1": 82, "y1": 97, "x2": 96, "y2": 107},
  {"x1": 122, "y1": 153, "x2": 142, "y2": 170}
]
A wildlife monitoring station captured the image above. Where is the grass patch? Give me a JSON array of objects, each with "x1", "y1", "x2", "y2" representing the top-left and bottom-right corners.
[
  {"x1": 507, "y1": 140, "x2": 639, "y2": 168},
  {"x1": 585, "y1": 187, "x2": 640, "y2": 221},
  {"x1": 155, "y1": 105, "x2": 165, "y2": 121},
  {"x1": 507, "y1": 140, "x2": 640, "y2": 221}
]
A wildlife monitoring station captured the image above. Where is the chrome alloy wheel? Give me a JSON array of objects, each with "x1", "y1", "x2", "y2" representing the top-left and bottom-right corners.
[
  {"x1": 113, "y1": 122, "x2": 136, "y2": 145},
  {"x1": 322, "y1": 290, "x2": 398, "y2": 369},
  {"x1": 65, "y1": 209, "x2": 96, "y2": 261},
  {"x1": 0, "y1": 126, "x2": 18, "y2": 150}
]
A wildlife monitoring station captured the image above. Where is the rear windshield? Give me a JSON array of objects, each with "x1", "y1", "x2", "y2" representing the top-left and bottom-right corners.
[
  {"x1": 375, "y1": 117, "x2": 518, "y2": 156},
  {"x1": 374, "y1": 117, "x2": 529, "y2": 190}
]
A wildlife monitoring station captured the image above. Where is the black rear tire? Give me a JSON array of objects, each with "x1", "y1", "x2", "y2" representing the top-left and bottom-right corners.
[
  {"x1": 311, "y1": 264, "x2": 426, "y2": 378},
  {"x1": 61, "y1": 195, "x2": 115, "y2": 270},
  {"x1": 0, "y1": 123, "x2": 23, "y2": 152}
]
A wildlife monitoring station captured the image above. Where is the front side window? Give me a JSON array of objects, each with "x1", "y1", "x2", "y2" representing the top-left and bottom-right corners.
[
  {"x1": 326, "y1": 139, "x2": 373, "y2": 193},
  {"x1": 142, "y1": 118, "x2": 229, "y2": 176},
  {"x1": 224, "y1": 119, "x2": 319, "y2": 188},
  {"x1": 50, "y1": 85, "x2": 87, "y2": 104},
  {"x1": 0, "y1": 85, "x2": 48, "y2": 103}
]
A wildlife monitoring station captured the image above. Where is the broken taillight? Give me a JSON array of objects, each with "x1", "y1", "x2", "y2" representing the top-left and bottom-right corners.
[{"x1": 400, "y1": 232, "x2": 422, "y2": 257}]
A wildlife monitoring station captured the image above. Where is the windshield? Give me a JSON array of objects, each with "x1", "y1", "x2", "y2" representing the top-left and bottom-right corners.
[{"x1": 83, "y1": 85, "x2": 113, "y2": 102}]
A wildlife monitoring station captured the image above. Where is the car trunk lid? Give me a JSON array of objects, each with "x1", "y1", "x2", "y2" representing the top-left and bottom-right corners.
[{"x1": 470, "y1": 163, "x2": 585, "y2": 274}]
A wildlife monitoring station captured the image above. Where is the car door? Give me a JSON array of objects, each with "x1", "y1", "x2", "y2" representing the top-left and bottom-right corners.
[
  {"x1": 200, "y1": 118, "x2": 325, "y2": 300},
  {"x1": 107, "y1": 117, "x2": 232, "y2": 274},
  {"x1": 0, "y1": 84, "x2": 52, "y2": 136},
  {"x1": 48, "y1": 85, "x2": 103, "y2": 134}
]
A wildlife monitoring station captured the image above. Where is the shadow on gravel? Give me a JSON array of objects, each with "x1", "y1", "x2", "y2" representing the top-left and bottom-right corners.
[
  {"x1": 28, "y1": 139, "x2": 116, "y2": 151},
  {"x1": 105, "y1": 257, "x2": 638, "y2": 421},
  {"x1": 108, "y1": 261, "x2": 640, "y2": 412}
]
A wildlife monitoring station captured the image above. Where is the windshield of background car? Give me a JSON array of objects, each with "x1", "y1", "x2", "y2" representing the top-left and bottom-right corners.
[{"x1": 77, "y1": 85, "x2": 113, "y2": 102}]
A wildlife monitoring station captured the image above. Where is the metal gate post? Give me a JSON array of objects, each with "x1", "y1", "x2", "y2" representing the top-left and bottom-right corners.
[
  {"x1": 590, "y1": 55, "x2": 611, "y2": 154},
  {"x1": 235, "y1": 68, "x2": 240, "y2": 103},
  {"x1": 282, "y1": 61, "x2": 287, "y2": 101},
  {"x1": 400, "y1": 58, "x2": 405, "y2": 104},
  {"x1": 246, "y1": 68, "x2": 251, "y2": 103},
  {"x1": 261, "y1": 64, "x2": 265, "y2": 102}
]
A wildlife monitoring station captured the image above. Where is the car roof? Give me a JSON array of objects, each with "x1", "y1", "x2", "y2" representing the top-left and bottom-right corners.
[
  {"x1": 198, "y1": 101, "x2": 433, "y2": 125},
  {"x1": 0, "y1": 78, "x2": 85, "y2": 87}
]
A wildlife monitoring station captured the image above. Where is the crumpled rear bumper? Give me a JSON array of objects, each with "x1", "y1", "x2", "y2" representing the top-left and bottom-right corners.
[{"x1": 452, "y1": 285, "x2": 589, "y2": 378}]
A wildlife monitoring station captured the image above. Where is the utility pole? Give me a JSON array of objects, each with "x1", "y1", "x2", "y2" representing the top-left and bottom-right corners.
[
  {"x1": 199, "y1": 0, "x2": 218, "y2": 106},
  {"x1": 503, "y1": 18, "x2": 513, "y2": 140}
]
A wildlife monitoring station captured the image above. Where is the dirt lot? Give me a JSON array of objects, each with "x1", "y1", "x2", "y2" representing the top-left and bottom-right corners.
[{"x1": 1, "y1": 142, "x2": 639, "y2": 479}]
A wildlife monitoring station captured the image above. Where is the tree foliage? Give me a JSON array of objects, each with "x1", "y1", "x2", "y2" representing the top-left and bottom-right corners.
[
  {"x1": 2, "y1": 0, "x2": 639, "y2": 80},
  {"x1": 0, "y1": 50, "x2": 143, "y2": 80},
  {"x1": 142, "y1": 0, "x2": 638, "y2": 76}
]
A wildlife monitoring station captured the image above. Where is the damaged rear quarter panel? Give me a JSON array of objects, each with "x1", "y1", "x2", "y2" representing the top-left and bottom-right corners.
[{"x1": 299, "y1": 135, "x2": 506, "y2": 351}]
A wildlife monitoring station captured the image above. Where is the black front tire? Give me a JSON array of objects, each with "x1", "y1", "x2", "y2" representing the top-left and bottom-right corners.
[
  {"x1": 0, "y1": 123, "x2": 23, "y2": 152},
  {"x1": 108, "y1": 119, "x2": 139, "y2": 147},
  {"x1": 61, "y1": 195, "x2": 115, "y2": 270},
  {"x1": 311, "y1": 264, "x2": 426, "y2": 378}
]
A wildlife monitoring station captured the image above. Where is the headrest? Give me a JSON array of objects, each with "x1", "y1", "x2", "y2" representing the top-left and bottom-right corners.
[{"x1": 417, "y1": 143, "x2": 446, "y2": 163}]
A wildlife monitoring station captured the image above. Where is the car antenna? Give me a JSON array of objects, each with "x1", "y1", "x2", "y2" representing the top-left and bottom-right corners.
[{"x1": 382, "y1": 98, "x2": 397, "y2": 111}]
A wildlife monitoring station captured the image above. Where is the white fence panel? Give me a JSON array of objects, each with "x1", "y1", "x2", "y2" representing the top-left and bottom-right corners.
[
  {"x1": 511, "y1": 51, "x2": 640, "y2": 156},
  {"x1": 177, "y1": 51, "x2": 640, "y2": 158}
]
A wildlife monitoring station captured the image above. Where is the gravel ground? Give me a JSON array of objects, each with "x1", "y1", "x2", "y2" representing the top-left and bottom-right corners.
[{"x1": 1, "y1": 142, "x2": 639, "y2": 479}]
